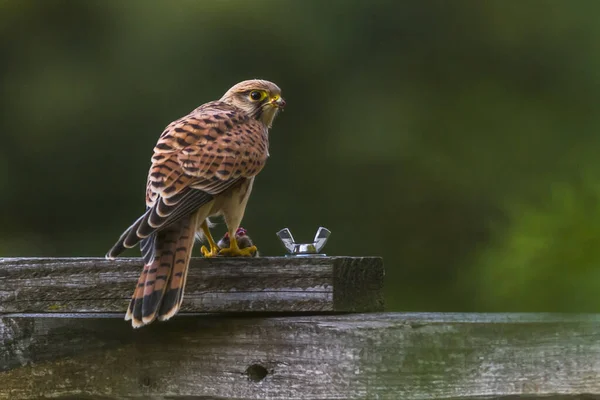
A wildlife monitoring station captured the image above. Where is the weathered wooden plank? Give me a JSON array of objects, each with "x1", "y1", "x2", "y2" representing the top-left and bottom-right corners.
[
  {"x1": 1, "y1": 313, "x2": 600, "y2": 399},
  {"x1": 0, "y1": 257, "x2": 384, "y2": 314}
]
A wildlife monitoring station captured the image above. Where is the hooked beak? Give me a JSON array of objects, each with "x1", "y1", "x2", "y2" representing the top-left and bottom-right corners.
[{"x1": 270, "y1": 94, "x2": 286, "y2": 109}]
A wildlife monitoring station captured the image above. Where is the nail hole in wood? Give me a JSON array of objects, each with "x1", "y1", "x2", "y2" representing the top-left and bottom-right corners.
[{"x1": 246, "y1": 363, "x2": 268, "y2": 382}]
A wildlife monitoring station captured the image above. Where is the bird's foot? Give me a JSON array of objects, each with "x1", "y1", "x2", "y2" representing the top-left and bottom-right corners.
[
  {"x1": 201, "y1": 244, "x2": 220, "y2": 258},
  {"x1": 219, "y1": 245, "x2": 258, "y2": 257}
]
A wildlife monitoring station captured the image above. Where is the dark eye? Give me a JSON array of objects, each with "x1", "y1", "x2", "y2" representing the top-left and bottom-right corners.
[{"x1": 249, "y1": 91, "x2": 263, "y2": 101}]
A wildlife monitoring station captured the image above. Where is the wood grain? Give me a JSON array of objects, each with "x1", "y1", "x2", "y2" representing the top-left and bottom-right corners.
[
  {"x1": 1, "y1": 313, "x2": 600, "y2": 399},
  {"x1": 0, "y1": 257, "x2": 384, "y2": 314}
]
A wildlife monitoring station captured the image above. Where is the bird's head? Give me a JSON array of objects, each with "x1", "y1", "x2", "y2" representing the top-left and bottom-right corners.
[{"x1": 220, "y1": 79, "x2": 285, "y2": 128}]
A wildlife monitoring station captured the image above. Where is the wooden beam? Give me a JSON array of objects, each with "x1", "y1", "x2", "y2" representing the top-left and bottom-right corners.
[
  {"x1": 0, "y1": 257, "x2": 384, "y2": 314},
  {"x1": 2, "y1": 313, "x2": 600, "y2": 399}
]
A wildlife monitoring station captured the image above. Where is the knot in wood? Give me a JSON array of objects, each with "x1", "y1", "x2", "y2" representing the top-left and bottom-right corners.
[{"x1": 245, "y1": 363, "x2": 268, "y2": 382}]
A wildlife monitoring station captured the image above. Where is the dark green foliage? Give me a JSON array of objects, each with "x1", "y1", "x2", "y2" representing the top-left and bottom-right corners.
[{"x1": 2, "y1": 0, "x2": 599, "y2": 312}]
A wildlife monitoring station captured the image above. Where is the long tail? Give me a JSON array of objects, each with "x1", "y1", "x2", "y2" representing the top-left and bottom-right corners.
[{"x1": 124, "y1": 213, "x2": 197, "y2": 328}]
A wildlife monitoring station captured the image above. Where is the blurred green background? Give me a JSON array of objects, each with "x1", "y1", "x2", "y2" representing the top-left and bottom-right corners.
[{"x1": 2, "y1": 0, "x2": 600, "y2": 313}]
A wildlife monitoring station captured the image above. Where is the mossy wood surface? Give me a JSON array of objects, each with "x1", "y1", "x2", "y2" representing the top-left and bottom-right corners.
[{"x1": 1, "y1": 313, "x2": 600, "y2": 399}]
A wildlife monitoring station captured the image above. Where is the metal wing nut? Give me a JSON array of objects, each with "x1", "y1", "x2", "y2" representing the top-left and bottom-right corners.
[{"x1": 276, "y1": 227, "x2": 331, "y2": 256}]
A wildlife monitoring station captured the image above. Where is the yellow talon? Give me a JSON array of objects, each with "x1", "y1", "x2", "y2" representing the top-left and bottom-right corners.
[
  {"x1": 200, "y1": 219, "x2": 220, "y2": 258},
  {"x1": 219, "y1": 245, "x2": 257, "y2": 257},
  {"x1": 201, "y1": 244, "x2": 220, "y2": 258},
  {"x1": 219, "y1": 236, "x2": 258, "y2": 257}
]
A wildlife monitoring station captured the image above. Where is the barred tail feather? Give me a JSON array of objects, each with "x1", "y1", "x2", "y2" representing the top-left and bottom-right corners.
[
  {"x1": 158, "y1": 215, "x2": 196, "y2": 321},
  {"x1": 126, "y1": 214, "x2": 196, "y2": 328},
  {"x1": 125, "y1": 262, "x2": 150, "y2": 322},
  {"x1": 127, "y1": 228, "x2": 176, "y2": 328}
]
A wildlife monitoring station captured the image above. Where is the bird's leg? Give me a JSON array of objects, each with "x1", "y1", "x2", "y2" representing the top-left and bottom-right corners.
[
  {"x1": 219, "y1": 229, "x2": 258, "y2": 257},
  {"x1": 200, "y1": 220, "x2": 220, "y2": 257}
]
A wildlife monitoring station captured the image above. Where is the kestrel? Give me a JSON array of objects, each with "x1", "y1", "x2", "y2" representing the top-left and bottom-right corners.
[{"x1": 106, "y1": 79, "x2": 285, "y2": 328}]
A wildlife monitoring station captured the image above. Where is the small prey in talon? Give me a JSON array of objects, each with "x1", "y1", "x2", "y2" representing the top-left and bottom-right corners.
[{"x1": 214, "y1": 227, "x2": 258, "y2": 257}]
